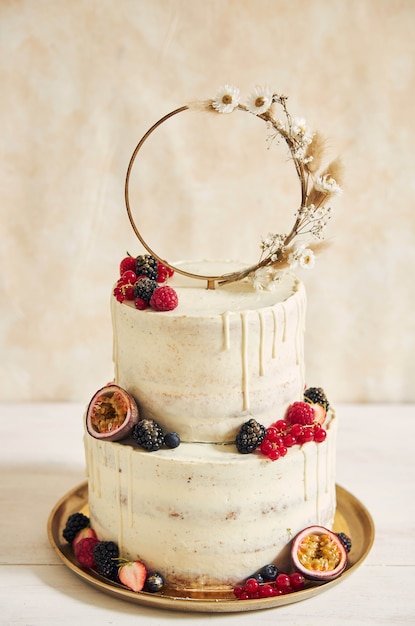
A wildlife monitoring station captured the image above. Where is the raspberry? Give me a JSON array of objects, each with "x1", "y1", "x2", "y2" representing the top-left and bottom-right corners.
[
  {"x1": 285, "y1": 401, "x2": 315, "y2": 426},
  {"x1": 132, "y1": 419, "x2": 164, "y2": 451},
  {"x1": 120, "y1": 255, "x2": 136, "y2": 276},
  {"x1": 149, "y1": 285, "x2": 179, "y2": 311},
  {"x1": 235, "y1": 418, "x2": 266, "y2": 454},
  {"x1": 74, "y1": 536, "x2": 99, "y2": 568},
  {"x1": 62, "y1": 512, "x2": 90, "y2": 544}
]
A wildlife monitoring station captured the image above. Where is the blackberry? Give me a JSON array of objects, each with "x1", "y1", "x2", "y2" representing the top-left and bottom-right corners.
[
  {"x1": 93, "y1": 541, "x2": 120, "y2": 582},
  {"x1": 62, "y1": 512, "x2": 90, "y2": 544},
  {"x1": 132, "y1": 419, "x2": 164, "y2": 451},
  {"x1": 134, "y1": 277, "x2": 158, "y2": 303},
  {"x1": 235, "y1": 418, "x2": 266, "y2": 454},
  {"x1": 304, "y1": 387, "x2": 330, "y2": 411},
  {"x1": 337, "y1": 532, "x2": 352, "y2": 553},
  {"x1": 135, "y1": 254, "x2": 158, "y2": 281}
]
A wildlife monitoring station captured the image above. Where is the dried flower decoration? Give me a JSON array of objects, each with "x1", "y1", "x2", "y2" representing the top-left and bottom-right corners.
[
  {"x1": 246, "y1": 86, "x2": 274, "y2": 116},
  {"x1": 125, "y1": 86, "x2": 343, "y2": 290},
  {"x1": 200, "y1": 85, "x2": 343, "y2": 287},
  {"x1": 212, "y1": 84, "x2": 241, "y2": 114}
]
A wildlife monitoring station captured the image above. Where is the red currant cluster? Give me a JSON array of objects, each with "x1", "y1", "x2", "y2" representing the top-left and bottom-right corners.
[
  {"x1": 234, "y1": 572, "x2": 305, "y2": 600},
  {"x1": 260, "y1": 401, "x2": 327, "y2": 461}
]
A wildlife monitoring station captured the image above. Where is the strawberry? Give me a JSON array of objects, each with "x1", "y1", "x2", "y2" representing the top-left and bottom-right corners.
[
  {"x1": 74, "y1": 536, "x2": 99, "y2": 568},
  {"x1": 312, "y1": 402, "x2": 327, "y2": 425},
  {"x1": 118, "y1": 560, "x2": 147, "y2": 592},
  {"x1": 73, "y1": 526, "x2": 97, "y2": 550},
  {"x1": 149, "y1": 285, "x2": 178, "y2": 311}
]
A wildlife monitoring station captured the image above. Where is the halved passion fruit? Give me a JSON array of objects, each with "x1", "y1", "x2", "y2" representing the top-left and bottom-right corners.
[
  {"x1": 291, "y1": 526, "x2": 348, "y2": 581},
  {"x1": 86, "y1": 384, "x2": 139, "y2": 441}
]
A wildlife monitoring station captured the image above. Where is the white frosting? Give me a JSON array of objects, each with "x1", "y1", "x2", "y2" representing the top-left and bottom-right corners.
[
  {"x1": 112, "y1": 262, "x2": 306, "y2": 443},
  {"x1": 84, "y1": 260, "x2": 337, "y2": 591},
  {"x1": 85, "y1": 413, "x2": 337, "y2": 590}
]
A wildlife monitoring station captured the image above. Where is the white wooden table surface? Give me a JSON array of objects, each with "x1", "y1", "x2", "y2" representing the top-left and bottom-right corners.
[{"x1": 1, "y1": 403, "x2": 414, "y2": 625}]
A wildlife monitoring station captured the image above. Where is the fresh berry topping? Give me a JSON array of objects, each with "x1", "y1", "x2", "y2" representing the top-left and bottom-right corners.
[
  {"x1": 62, "y1": 512, "x2": 90, "y2": 544},
  {"x1": 118, "y1": 560, "x2": 147, "y2": 592},
  {"x1": 72, "y1": 526, "x2": 97, "y2": 550},
  {"x1": 164, "y1": 432, "x2": 181, "y2": 449},
  {"x1": 135, "y1": 254, "x2": 158, "y2": 281},
  {"x1": 297, "y1": 428, "x2": 314, "y2": 445},
  {"x1": 74, "y1": 536, "x2": 99, "y2": 568},
  {"x1": 285, "y1": 401, "x2": 316, "y2": 426},
  {"x1": 121, "y1": 270, "x2": 137, "y2": 284},
  {"x1": 313, "y1": 424, "x2": 327, "y2": 443},
  {"x1": 93, "y1": 541, "x2": 120, "y2": 582},
  {"x1": 113, "y1": 280, "x2": 135, "y2": 302},
  {"x1": 134, "y1": 277, "x2": 158, "y2": 303},
  {"x1": 275, "y1": 573, "x2": 291, "y2": 591},
  {"x1": 132, "y1": 419, "x2": 164, "y2": 451},
  {"x1": 149, "y1": 285, "x2": 179, "y2": 312},
  {"x1": 134, "y1": 297, "x2": 148, "y2": 310},
  {"x1": 235, "y1": 418, "x2": 266, "y2": 454},
  {"x1": 289, "y1": 572, "x2": 305, "y2": 591},
  {"x1": 156, "y1": 262, "x2": 174, "y2": 283},
  {"x1": 120, "y1": 255, "x2": 137, "y2": 276},
  {"x1": 304, "y1": 387, "x2": 330, "y2": 411},
  {"x1": 244, "y1": 578, "x2": 260, "y2": 594},
  {"x1": 337, "y1": 532, "x2": 352, "y2": 553},
  {"x1": 233, "y1": 568, "x2": 299, "y2": 600},
  {"x1": 312, "y1": 402, "x2": 327, "y2": 425},
  {"x1": 260, "y1": 563, "x2": 279, "y2": 581},
  {"x1": 145, "y1": 571, "x2": 165, "y2": 593}
]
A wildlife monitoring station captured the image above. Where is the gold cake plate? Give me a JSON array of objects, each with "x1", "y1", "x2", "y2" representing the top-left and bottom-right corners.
[{"x1": 47, "y1": 482, "x2": 374, "y2": 613}]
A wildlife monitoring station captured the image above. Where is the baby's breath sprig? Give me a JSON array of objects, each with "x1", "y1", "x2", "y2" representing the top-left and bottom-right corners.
[{"x1": 199, "y1": 85, "x2": 343, "y2": 288}]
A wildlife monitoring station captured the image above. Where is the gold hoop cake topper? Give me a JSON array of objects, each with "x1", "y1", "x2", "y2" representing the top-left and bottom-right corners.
[{"x1": 125, "y1": 85, "x2": 342, "y2": 289}]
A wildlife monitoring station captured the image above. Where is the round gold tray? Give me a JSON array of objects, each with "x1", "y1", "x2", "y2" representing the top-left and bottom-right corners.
[{"x1": 47, "y1": 482, "x2": 374, "y2": 613}]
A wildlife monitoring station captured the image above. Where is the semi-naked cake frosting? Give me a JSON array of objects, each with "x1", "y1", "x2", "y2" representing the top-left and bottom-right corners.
[
  {"x1": 81, "y1": 85, "x2": 344, "y2": 594},
  {"x1": 112, "y1": 261, "x2": 306, "y2": 443},
  {"x1": 85, "y1": 260, "x2": 337, "y2": 591}
]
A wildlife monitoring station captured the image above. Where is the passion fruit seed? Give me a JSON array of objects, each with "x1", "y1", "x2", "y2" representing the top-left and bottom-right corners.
[
  {"x1": 90, "y1": 391, "x2": 129, "y2": 433},
  {"x1": 298, "y1": 533, "x2": 341, "y2": 572}
]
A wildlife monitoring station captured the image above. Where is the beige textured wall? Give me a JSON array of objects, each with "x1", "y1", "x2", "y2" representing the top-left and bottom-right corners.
[{"x1": 1, "y1": 0, "x2": 414, "y2": 403}]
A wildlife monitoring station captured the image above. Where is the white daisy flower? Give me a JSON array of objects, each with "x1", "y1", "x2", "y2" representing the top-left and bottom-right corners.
[
  {"x1": 246, "y1": 86, "x2": 273, "y2": 116},
  {"x1": 291, "y1": 117, "x2": 314, "y2": 145},
  {"x1": 252, "y1": 267, "x2": 282, "y2": 291},
  {"x1": 212, "y1": 84, "x2": 241, "y2": 113},
  {"x1": 314, "y1": 174, "x2": 342, "y2": 195},
  {"x1": 299, "y1": 248, "x2": 315, "y2": 269}
]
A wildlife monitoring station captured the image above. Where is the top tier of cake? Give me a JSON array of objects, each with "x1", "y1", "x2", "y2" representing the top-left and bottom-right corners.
[{"x1": 111, "y1": 260, "x2": 306, "y2": 443}]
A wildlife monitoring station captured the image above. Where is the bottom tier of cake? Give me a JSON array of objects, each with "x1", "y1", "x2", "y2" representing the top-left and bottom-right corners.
[{"x1": 84, "y1": 413, "x2": 336, "y2": 591}]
